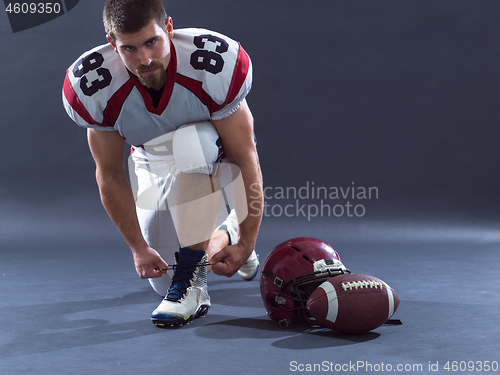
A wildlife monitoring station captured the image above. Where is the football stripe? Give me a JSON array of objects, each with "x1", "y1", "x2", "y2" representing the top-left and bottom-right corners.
[
  {"x1": 319, "y1": 282, "x2": 338, "y2": 323},
  {"x1": 383, "y1": 282, "x2": 395, "y2": 319}
]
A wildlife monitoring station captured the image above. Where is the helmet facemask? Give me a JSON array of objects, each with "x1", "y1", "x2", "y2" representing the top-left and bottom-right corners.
[{"x1": 263, "y1": 258, "x2": 350, "y2": 327}]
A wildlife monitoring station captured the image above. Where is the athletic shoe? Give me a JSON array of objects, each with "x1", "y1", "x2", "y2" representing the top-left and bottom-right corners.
[
  {"x1": 151, "y1": 253, "x2": 210, "y2": 327},
  {"x1": 237, "y1": 249, "x2": 259, "y2": 281},
  {"x1": 216, "y1": 208, "x2": 238, "y2": 245}
]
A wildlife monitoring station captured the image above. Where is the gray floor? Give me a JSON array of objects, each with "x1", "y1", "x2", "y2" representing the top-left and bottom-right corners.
[
  {"x1": 1, "y1": 200, "x2": 499, "y2": 375},
  {"x1": 1, "y1": 0, "x2": 499, "y2": 373}
]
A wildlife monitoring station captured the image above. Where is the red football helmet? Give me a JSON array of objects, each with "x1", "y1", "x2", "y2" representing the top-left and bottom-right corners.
[{"x1": 260, "y1": 237, "x2": 349, "y2": 327}]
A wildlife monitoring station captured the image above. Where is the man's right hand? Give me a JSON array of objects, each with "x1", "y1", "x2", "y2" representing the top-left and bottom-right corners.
[{"x1": 132, "y1": 246, "x2": 169, "y2": 279}]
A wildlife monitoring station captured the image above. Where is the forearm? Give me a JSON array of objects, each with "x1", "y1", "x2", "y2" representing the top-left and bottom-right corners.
[
  {"x1": 237, "y1": 161, "x2": 263, "y2": 252},
  {"x1": 208, "y1": 160, "x2": 262, "y2": 277},
  {"x1": 96, "y1": 169, "x2": 148, "y2": 254}
]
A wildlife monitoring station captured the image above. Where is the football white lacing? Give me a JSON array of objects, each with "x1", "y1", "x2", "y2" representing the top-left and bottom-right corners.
[{"x1": 341, "y1": 280, "x2": 383, "y2": 291}]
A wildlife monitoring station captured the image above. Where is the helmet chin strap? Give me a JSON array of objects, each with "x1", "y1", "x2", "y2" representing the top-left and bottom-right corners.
[
  {"x1": 278, "y1": 304, "x2": 321, "y2": 328},
  {"x1": 278, "y1": 313, "x2": 306, "y2": 328}
]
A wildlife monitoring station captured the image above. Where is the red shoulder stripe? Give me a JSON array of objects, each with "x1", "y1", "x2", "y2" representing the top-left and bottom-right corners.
[
  {"x1": 175, "y1": 74, "x2": 220, "y2": 114},
  {"x1": 223, "y1": 43, "x2": 250, "y2": 106},
  {"x1": 103, "y1": 80, "x2": 135, "y2": 127},
  {"x1": 63, "y1": 70, "x2": 102, "y2": 126}
]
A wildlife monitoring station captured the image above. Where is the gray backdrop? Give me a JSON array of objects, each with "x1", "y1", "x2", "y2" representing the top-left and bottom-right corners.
[
  {"x1": 1, "y1": 1, "x2": 499, "y2": 373},
  {"x1": 1, "y1": 0, "x2": 499, "y2": 238}
]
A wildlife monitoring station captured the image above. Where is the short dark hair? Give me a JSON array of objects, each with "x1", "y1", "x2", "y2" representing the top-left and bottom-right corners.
[{"x1": 103, "y1": 0, "x2": 168, "y2": 42}]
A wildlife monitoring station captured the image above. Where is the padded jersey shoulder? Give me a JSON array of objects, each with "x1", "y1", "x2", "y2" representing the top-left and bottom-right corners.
[{"x1": 62, "y1": 43, "x2": 131, "y2": 129}]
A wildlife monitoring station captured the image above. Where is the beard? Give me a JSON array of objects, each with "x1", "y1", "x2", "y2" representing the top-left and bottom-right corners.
[{"x1": 136, "y1": 62, "x2": 167, "y2": 90}]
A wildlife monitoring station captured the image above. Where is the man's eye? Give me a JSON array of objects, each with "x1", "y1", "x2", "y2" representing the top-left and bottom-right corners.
[{"x1": 147, "y1": 39, "x2": 156, "y2": 45}]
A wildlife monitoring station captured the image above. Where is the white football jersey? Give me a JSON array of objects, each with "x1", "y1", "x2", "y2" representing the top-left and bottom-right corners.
[{"x1": 62, "y1": 28, "x2": 252, "y2": 146}]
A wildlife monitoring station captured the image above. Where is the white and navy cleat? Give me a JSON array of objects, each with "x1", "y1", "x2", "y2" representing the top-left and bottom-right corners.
[
  {"x1": 237, "y1": 249, "x2": 259, "y2": 281},
  {"x1": 151, "y1": 253, "x2": 210, "y2": 327}
]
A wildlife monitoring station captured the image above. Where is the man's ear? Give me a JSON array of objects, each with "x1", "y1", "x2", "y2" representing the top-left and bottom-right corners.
[
  {"x1": 106, "y1": 35, "x2": 118, "y2": 52},
  {"x1": 165, "y1": 16, "x2": 174, "y2": 39}
]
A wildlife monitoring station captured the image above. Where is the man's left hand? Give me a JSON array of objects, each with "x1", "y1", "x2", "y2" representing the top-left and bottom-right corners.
[{"x1": 209, "y1": 243, "x2": 252, "y2": 277}]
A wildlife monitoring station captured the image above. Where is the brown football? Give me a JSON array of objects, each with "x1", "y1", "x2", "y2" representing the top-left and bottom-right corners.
[{"x1": 306, "y1": 273, "x2": 399, "y2": 334}]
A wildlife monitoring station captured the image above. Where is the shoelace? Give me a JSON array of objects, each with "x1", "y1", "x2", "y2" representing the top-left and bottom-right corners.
[
  {"x1": 163, "y1": 261, "x2": 211, "y2": 302},
  {"x1": 161, "y1": 261, "x2": 212, "y2": 272}
]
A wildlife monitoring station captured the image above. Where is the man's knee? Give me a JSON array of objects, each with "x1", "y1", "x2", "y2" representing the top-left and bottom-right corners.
[{"x1": 172, "y1": 121, "x2": 223, "y2": 175}]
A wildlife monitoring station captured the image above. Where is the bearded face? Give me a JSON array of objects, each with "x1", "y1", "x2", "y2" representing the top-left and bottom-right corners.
[
  {"x1": 109, "y1": 18, "x2": 174, "y2": 91},
  {"x1": 136, "y1": 61, "x2": 167, "y2": 90}
]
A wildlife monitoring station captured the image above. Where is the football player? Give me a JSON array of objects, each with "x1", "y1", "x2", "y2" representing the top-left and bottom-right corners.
[{"x1": 62, "y1": 0, "x2": 263, "y2": 327}]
